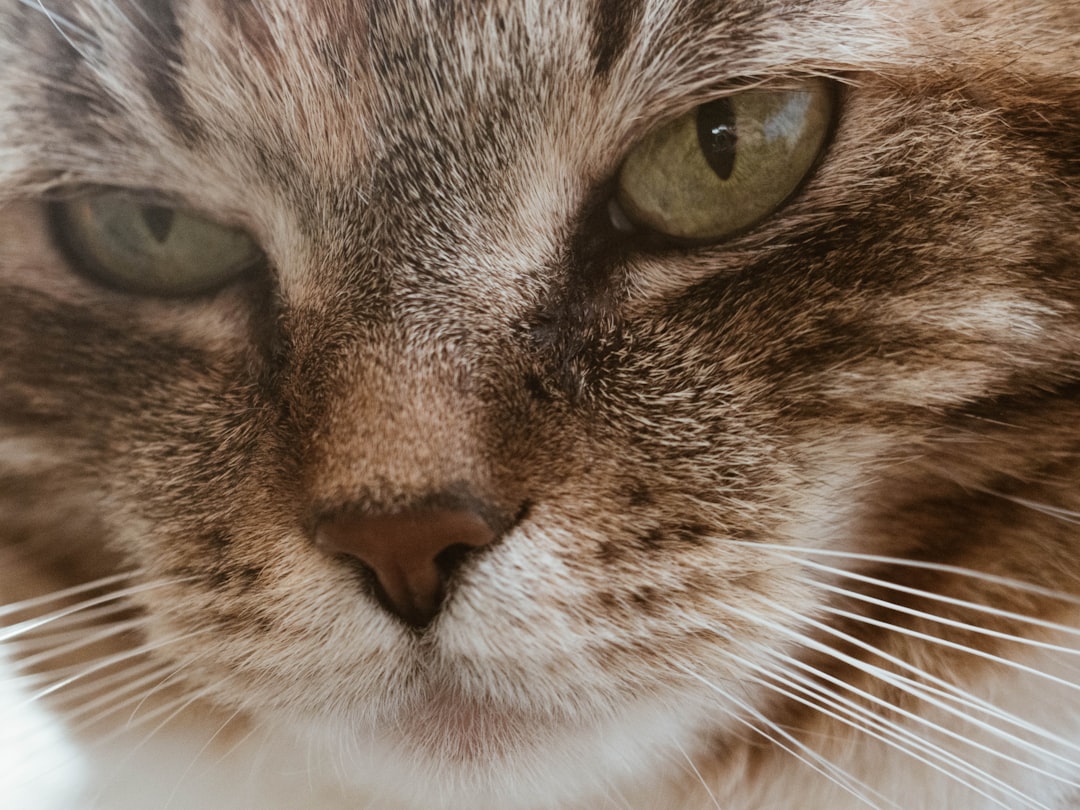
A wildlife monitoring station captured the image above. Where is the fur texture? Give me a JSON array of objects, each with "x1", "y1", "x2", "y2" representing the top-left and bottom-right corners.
[{"x1": 1, "y1": 1, "x2": 1078, "y2": 808}]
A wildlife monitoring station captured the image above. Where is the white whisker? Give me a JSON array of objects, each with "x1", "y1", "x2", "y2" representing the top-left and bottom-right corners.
[
  {"x1": 740, "y1": 655, "x2": 1049, "y2": 810},
  {"x1": 813, "y1": 602, "x2": 1080, "y2": 693},
  {"x1": 62, "y1": 662, "x2": 177, "y2": 728},
  {"x1": 21, "y1": 628, "x2": 207, "y2": 708},
  {"x1": 733, "y1": 601, "x2": 1080, "y2": 758},
  {"x1": 4, "y1": 661, "x2": 177, "y2": 785},
  {"x1": 787, "y1": 556, "x2": 1080, "y2": 645},
  {"x1": 122, "y1": 650, "x2": 211, "y2": 726},
  {"x1": 0, "y1": 577, "x2": 195, "y2": 642},
  {"x1": 162, "y1": 707, "x2": 247, "y2": 810},
  {"x1": 201, "y1": 713, "x2": 261, "y2": 772},
  {"x1": 674, "y1": 661, "x2": 893, "y2": 809},
  {"x1": 1, "y1": 608, "x2": 148, "y2": 654},
  {"x1": 82, "y1": 684, "x2": 221, "y2": 809},
  {"x1": 70, "y1": 670, "x2": 194, "y2": 740},
  {"x1": 748, "y1": 603, "x2": 1080, "y2": 767},
  {"x1": 723, "y1": 540, "x2": 1080, "y2": 607},
  {"x1": 34, "y1": 653, "x2": 163, "y2": 705},
  {"x1": 122, "y1": 682, "x2": 223, "y2": 764},
  {"x1": 0, "y1": 571, "x2": 140, "y2": 620},
  {"x1": 991, "y1": 493, "x2": 1080, "y2": 527},
  {"x1": 749, "y1": 642, "x2": 1079, "y2": 796},
  {"x1": 77, "y1": 654, "x2": 217, "y2": 769},
  {"x1": 17, "y1": 0, "x2": 98, "y2": 45},
  {"x1": 10, "y1": 616, "x2": 148, "y2": 670},
  {"x1": 669, "y1": 736, "x2": 723, "y2": 810}
]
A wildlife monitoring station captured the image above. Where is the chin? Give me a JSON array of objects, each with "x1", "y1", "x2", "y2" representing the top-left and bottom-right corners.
[{"x1": 295, "y1": 688, "x2": 713, "y2": 810}]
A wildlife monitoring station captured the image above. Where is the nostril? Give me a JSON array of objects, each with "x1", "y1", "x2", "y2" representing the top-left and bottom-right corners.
[
  {"x1": 314, "y1": 507, "x2": 500, "y2": 628},
  {"x1": 433, "y1": 542, "x2": 482, "y2": 582}
]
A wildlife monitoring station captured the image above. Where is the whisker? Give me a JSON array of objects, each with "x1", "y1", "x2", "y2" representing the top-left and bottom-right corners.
[
  {"x1": 0, "y1": 571, "x2": 140, "y2": 620},
  {"x1": 83, "y1": 684, "x2": 221, "y2": 808},
  {"x1": 70, "y1": 666, "x2": 196, "y2": 739},
  {"x1": 739, "y1": 603, "x2": 1080, "y2": 757},
  {"x1": 1, "y1": 607, "x2": 148, "y2": 654},
  {"x1": 10, "y1": 0, "x2": 101, "y2": 87},
  {"x1": 813, "y1": 602, "x2": 1080, "y2": 693},
  {"x1": 669, "y1": 736, "x2": 723, "y2": 810},
  {"x1": 10, "y1": 616, "x2": 149, "y2": 670},
  {"x1": 202, "y1": 712, "x2": 262, "y2": 772},
  {"x1": 723, "y1": 540, "x2": 1080, "y2": 607},
  {"x1": 0, "y1": 577, "x2": 195, "y2": 642},
  {"x1": 126, "y1": 682, "x2": 227, "y2": 761},
  {"x1": 717, "y1": 596, "x2": 1080, "y2": 805},
  {"x1": 162, "y1": 706, "x2": 247, "y2": 810},
  {"x1": 990, "y1": 493, "x2": 1080, "y2": 527},
  {"x1": 4, "y1": 661, "x2": 177, "y2": 786},
  {"x1": 748, "y1": 603, "x2": 1080, "y2": 766},
  {"x1": 4, "y1": 653, "x2": 166, "y2": 692},
  {"x1": 82, "y1": 673, "x2": 221, "y2": 777},
  {"x1": 16, "y1": 0, "x2": 98, "y2": 43},
  {"x1": 787, "y1": 556, "x2": 1080, "y2": 645},
  {"x1": 748, "y1": 642, "x2": 1079, "y2": 795},
  {"x1": 674, "y1": 661, "x2": 893, "y2": 809},
  {"x1": 811, "y1": 582, "x2": 1080, "y2": 663},
  {"x1": 740, "y1": 655, "x2": 1049, "y2": 810},
  {"x1": 2, "y1": 632, "x2": 204, "y2": 799},
  {"x1": 35, "y1": 652, "x2": 164, "y2": 706},
  {"x1": 123, "y1": 650, "x2": 210, "y2": 726},
  {"x1": 61, "y1": 662, "x2": 177, "y2": 728},
  {"x1": 21, "y1": 628, "x2": 208, "y2": 708}
]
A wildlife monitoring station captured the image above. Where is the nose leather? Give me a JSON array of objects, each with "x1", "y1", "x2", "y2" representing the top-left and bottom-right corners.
[{"x1": 315, "y1": 508, "x2": 496, "y2": 627}]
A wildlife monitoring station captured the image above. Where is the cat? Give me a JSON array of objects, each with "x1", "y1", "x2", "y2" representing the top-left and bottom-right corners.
[{"x1": 1, "y1": 0, "x2": 1078, "y2": 808}]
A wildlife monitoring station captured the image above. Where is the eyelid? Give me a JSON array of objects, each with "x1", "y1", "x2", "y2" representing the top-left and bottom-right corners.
[{"x1": 618, "y1": 75, "x2": 838, "y2": 149}]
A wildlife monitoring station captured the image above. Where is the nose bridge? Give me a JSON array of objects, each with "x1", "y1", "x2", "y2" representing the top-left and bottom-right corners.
[
  {"x1": 284, "y1": 215, "x2": 545, "y2": 514},
  {"x1": 299, "y1": 326, "x2": 520, "y2": 629},
  {"x1": 302, "y1": 325, "x2": 494, "y2": 510}
]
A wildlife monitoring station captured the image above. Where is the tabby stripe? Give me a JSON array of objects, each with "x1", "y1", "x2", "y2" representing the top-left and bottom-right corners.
[
  {"x1": 119, "y1": 0, "x2": 203, "y2": 143},
  {"x1": 30, "y1": 3, "x2": 120, "y2": 140},
  {"x1": 590, "y1": 0, "x2": 644, "y2": 77}
]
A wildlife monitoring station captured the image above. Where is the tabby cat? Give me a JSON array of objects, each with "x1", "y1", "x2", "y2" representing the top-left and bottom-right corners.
[{"x1": 1, "y1": 0, "x2": 1078, "y2": 808}]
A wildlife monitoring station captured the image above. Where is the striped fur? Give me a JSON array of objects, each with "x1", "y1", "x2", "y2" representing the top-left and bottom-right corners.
[{"x1": 1, "y1": 1, "x2": 1078, "y2": 808}]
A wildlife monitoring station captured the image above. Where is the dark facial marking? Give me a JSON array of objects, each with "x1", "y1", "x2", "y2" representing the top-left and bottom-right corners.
[
  {"x1": 118, "y1": 0, "x2": 203, "y2": 143},
  {"x1": 22, "y1": 3, "x2": 121, "y2": 148},
  {"x1": 590, "y1": 0, "x2": 644, "y2": 77}
]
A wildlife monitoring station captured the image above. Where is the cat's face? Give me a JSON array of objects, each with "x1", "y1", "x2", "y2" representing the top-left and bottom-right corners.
[{"x1": 2, "y1": 1, "x2": 1078, "y2": 808}]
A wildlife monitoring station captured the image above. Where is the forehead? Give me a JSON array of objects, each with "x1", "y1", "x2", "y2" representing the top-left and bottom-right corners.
[
  {"x1": 3, "y1": 0, "x2": 903, "y2": 271},
  {"x1": 169, "y1": 0, "x2": 668, "y2": 169},
  {"x1": 14, "y1": 0, "x2": 846, "y2": 161}
]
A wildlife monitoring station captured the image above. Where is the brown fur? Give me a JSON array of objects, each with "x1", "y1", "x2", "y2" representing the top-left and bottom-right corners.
[{"x1": 1, "y1": 1, "x2": 1078, "y2": 808}]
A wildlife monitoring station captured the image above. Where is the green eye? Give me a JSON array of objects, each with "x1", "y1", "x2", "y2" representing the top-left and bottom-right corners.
[
  {"x1": 52, "y1": 191, "x2": 263, "y2": 296},
  {"x1": 615, "y1": 79, "x2": 833, "y2": 242}
]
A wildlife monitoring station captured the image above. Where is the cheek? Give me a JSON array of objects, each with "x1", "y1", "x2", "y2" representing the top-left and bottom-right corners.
[{"x1": 122, "y1": 515, "x2": 420, "y2": 721}]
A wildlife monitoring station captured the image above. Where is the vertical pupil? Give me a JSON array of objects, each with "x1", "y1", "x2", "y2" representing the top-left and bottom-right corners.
[
  {"x1": 696, "y1": 98, "x2": 737, "y2": 181},
  {"x1": 141, "y1": 204, "x2": 176, "y2": 243}
]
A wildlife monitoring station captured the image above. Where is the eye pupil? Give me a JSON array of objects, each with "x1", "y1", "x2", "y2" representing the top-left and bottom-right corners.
[
  {"x1": 141, "y1": 204, "x2": 176, "y2": 243},
  {"x1": 696, "y1": 98, "x2": 737, "y2": 181}
]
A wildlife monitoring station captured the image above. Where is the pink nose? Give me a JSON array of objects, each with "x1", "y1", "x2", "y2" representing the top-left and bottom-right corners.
[{"x1": 315, "y1": 508, "x2": 497, "y2": 627}]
